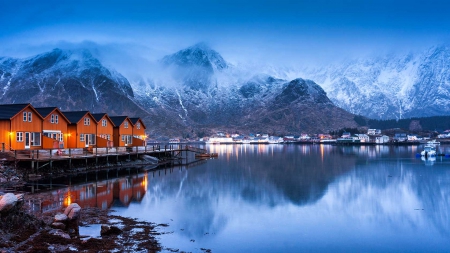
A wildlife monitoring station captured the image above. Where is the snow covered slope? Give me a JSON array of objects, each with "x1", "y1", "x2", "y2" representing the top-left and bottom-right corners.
[{"x1": 303, "y1": 45, "x2": 450, "y2": 119}]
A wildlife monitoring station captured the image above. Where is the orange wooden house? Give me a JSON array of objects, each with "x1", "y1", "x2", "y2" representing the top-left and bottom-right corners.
[
  {"x1": 109, "y1": 116, "x2": 134, "y2": 147},
  {"x1": 0, "y1": 104, "x2": 44, "y2": 150},
  {"x1": 62, "y1": 111, "x2": 98, "y2": 148},
  {"x1": 92, "y1": 113, "x2": 115, "y2": 148},
  {"x1": 35, "y1": 107, "x2": 71, "y2": 149},
  {"x1": 129, "y1": 117, "x2": 147, "y2": 146}
]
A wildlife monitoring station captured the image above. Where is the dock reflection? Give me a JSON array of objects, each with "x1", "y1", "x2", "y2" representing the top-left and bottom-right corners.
[{"x1": 27, "y1": 173, "x2": 148, "y2": 213}]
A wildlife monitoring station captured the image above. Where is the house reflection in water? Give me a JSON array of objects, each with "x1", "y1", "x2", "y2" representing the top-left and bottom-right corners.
[{"x1": 29, "y1": 173, "x2": 148, "y2": 213}]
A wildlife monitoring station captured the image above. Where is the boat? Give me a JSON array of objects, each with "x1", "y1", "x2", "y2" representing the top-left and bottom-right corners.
[
  {"x1": 427, "y1": 139, "x2": 440, "y2": 146},
  {"x1": 421, "y1": 145, "x2": 437, "y2": 157},
  {"x1": 195, "y1": 153, "x2": 218, "y2": 158}
]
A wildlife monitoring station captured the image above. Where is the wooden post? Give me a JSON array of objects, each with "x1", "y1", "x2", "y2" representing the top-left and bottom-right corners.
[{"x1": 50, "y1": 150, "x2": 52, "y2": 170}]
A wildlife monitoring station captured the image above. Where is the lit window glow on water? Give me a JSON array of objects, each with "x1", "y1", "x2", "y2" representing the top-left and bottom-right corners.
[
  {"x1": 31, "y1": 144, "x2": 450, "y2": 252},
  {"x1": 110, "y1": 144, "x2": 450, "y2": 252}
]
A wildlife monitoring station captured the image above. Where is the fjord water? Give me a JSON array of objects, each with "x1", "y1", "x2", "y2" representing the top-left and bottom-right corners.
[{"x1": 110, "y1": 144, "x2": 450, "y2": 253}]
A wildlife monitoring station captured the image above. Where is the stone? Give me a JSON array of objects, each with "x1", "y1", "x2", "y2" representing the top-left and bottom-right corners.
[
  {"x1": 54, "y1": 213, "x2": 68, "y2": 222},
  {"x1": 51, "y1": 222, "x2": 66, "y2": 230},
  {"x1": 48, "y1": 229, "x2": 71, "y2": 239},
  {"x1": 100, "y1": 224, "x2": 122, "y2": 236},
  {"x1": 64, "y1": 203, "x2": 82, "y2": 220},
  {"x1": 0, "y1": 193, "x2": 18, "y2": 213}
]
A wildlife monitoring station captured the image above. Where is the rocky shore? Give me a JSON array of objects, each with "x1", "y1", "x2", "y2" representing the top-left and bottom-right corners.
[
  {"x1": 0, "y1": 152, "x2": 164, "y2": 253},
  {"x1": 0, "y1": 192, "x2": 163, "y2": 253}
]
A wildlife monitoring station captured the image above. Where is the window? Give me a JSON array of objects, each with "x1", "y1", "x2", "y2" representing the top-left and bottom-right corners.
[
  {"x1": 50, "y1": 114, "x2": 54, "y2": 123},
  {"x1": 23, "y1": 112, "x2": 27, "y2": 122},
  {"x1": 55, "y1": 115, "x2": 58, "y2": 124},
  {"x1": 137, "y1": 123, "x2": 140, "y2": 129},
  {"x1": 31, "y1": 133, "x2": 40, "y2": 146},
  {"x1": 16, "y1": 132, "x2": 23, "y2": 142},
  {"x1": 80, "y1": 134, "x2": 85, "y2": 142},
  {"x1": 84, "y1": 117, "x2": 90, "y2": 125},
  {"x1": 28, "y1": 112, "x2": 32, "y2": 122},
  {"x1": 124, "y1": 121, "x2": 129, "y2": 128},
  {"x1": 89, "y1": 134, "x2": 96, "y2": 145},
  {"x1": 59, "y1": 134, "x2": 63, "y2": 142},
  {"x1": 122, "y1": 135, "x2": 132, "y2": 144},
  {"x1": 107, "y1": 134, "x2": 110, "y2": 140},
  {"x1": 102, "y1": 119, "x2": 107, "y2": 127}
]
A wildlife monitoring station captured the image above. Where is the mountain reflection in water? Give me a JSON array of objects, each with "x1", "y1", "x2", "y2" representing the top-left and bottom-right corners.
[{"x1": 30, "y1": 144, "x2": 450, "y2": 252}]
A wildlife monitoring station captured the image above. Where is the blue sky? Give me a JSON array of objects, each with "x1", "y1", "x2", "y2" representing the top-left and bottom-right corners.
[{"x1": 1, "y1": 0, "x2": 450, "y2": 65}]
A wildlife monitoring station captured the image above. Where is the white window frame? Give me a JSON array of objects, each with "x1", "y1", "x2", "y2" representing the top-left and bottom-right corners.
[
  {"x1": 50, "y1": 114, "x2": 54, "y2": 123},
  {"x1": 137, "y1": 123, "x2": 140, "y2": 129},
  {"x1": 80, "y1": 134, "x2": 85, "y2": 142},
  {"x1": 16, "y1": 132, "x2": 23, "y2": 142},
  {"x1": 31, "y1": 132, "x2": 40, "y2": 146},
  {"x1": 102, "y1": 119, "x2": 107, "y2": 127},
  {"x1": 84, "y1": 117, "x2": 90, "y2": 126},
  {"x1": 23, "y1": 112, "x2": 27, "y2": 122},
  {"x1": 124, "y1": 121, "x2": 128, "y2": 128},
  {"x1": 55, "y1": 115, "x2": 58, "y2": 124},
  {"x1": 28, "y1": 112, "x2": 32, "y2": 122}
]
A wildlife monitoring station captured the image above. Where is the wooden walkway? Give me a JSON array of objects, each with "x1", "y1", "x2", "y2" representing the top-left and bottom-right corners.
[{"x1": 5, "y1": 145, "x2": 208, "y2": 170}]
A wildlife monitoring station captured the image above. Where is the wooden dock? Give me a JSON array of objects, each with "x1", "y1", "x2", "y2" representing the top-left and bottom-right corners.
[{"x1": 2, "y1": 145, "x2": 210, "y2": 173}]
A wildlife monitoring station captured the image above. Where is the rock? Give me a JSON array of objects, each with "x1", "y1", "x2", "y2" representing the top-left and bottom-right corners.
[
  {"x1": 0, "y1": 193, "x2": 18, "y2": 213},
  {"x1": 100, "y1": 224, "x2": 122, "y2": 236},
  {"x1": 54, "y1": 213, "x2": 68, "y2": 222},
  {"x1": 48, "y1": 229, "x2": 71, "y2": 239},
  {"x1": 51, "y1": 222, "x2": 66, "y2": 230},
  {"x1": 64, "y1": 203, "x2": 82, "y2": 220}
]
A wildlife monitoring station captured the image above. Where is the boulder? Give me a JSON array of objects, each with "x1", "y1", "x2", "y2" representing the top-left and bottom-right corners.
[
  {"x1": 101, "y1": 224, "x2": 122, "y2": 236},
  {"x1": 54, "y1": 213, "x2": 68, "y2": 222},
  {"x1": 48, "y1": 229, "x2": 71, "y2": 239},
  {"x1": 51, "y1": 222, "x2": 66, "y2": 230},
  {"x1": 0, "y1": 193, "x2": 18, "y2": 213},
  {"x1": 64, "y1": 203, "x2": 82, "y2": 220}
]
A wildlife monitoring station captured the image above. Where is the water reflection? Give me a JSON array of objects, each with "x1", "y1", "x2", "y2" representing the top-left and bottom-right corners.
[
  {"x1": 28, "y1": 144, "x2": 450, "y2": 252},
  {"x1": 28, "y1": 173, "x2": 148, "y2": 214}
]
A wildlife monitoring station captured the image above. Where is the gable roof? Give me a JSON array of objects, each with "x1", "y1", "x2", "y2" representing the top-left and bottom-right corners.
[
  {"x1": 0, "y1": 103, "x2": 44, "y2": 120},
  {"x1": 109, "y1": 116, "x2": 130, "y2": 127},
  {"x1": 61, "y1": 111, "x2": 94, "y2": 124},
  {"x1": 35, "y1": 107, "x2": 71, "y2": 123},
  {"x1": 35, "y1": 107, "x2": 57, "y2": 118},
  {"x1": 91, "y1": 113, "x2": 115, "y2": 126},
  {"x1": 129, "y1": 117, "x2": 147, "y2": 129}
]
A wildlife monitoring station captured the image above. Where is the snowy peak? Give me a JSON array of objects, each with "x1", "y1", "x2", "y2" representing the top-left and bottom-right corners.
[
  {"x1": 161, "y1": 42, "x2": 228, "y2": 71},
  {"x1": 303, "y1": 44, "x2": 450, "y2": 119},
  {"x1": 276, "y1": 78, "x2": 331, "y2": 105}
]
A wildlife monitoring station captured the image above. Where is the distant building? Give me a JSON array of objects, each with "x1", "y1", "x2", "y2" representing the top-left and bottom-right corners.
[
  {"x1": 341, "y1": 132, "x2": 351, "y2": 138},
  {"x1": 394, "y1": 133, "x2": 407, "y2": 142},
  {"x1": 367, "y1": 129, "x2": 381, "y2": 135},
  {"x1": 355, "y1": 134, "x2": 370, "y2": 142},
  {"x1": 376, "y1": 135, "x2": 390, "y2": 144}
]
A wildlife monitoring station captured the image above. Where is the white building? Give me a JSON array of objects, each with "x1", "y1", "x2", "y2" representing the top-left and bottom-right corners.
[
  {"x1": 375, "y1": 135, "x2": 390, "y2": 144},
  {"x1": 367, "y1": 129, "x2": 381, "y2": 135}
]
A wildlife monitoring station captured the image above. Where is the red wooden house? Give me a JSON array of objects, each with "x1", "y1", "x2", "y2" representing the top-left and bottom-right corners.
[
  {"x1": 129, "y1": 117, "x2": 147, "y2": 146},
  {"x1": 109, "y1": 116, "x2": 134, "y2": 147},
  {"x1": 35, "y1": 107, "x2": 71, "y2": 149},
  {"x1": 0, "y1": 104, "x2": 43, "y2": 150},
  {"x1": 62, "y1": 111, "x2": 98, "y2": 148},
  {"x1": 92, "y1": 113, "x2": 115, "y2": 148}
]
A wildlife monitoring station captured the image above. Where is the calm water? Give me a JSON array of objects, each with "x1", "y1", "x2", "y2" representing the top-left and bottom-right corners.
[{"x1": 33, "y1": 144, "x2": 450, "y2": 252}]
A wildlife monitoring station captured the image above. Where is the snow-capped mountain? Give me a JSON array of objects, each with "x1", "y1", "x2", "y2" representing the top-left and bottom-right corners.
[
  {"x1": 132, "y1": 44, "x2": 358, "y2": 137},
  {"x1": 0, "y1": 48, "x2": 145, "y2": 116},
  {"x1": 0, "y1": 45, "x2": 360, "y2": 137},
  {"x1": 303, "y1": 45, "x2": 450, "y2": 119}
]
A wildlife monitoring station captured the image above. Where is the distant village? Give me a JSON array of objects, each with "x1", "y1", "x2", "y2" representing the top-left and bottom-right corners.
[{"x1": 168, "y1": 128, "x2": 450, "y2": 145}]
